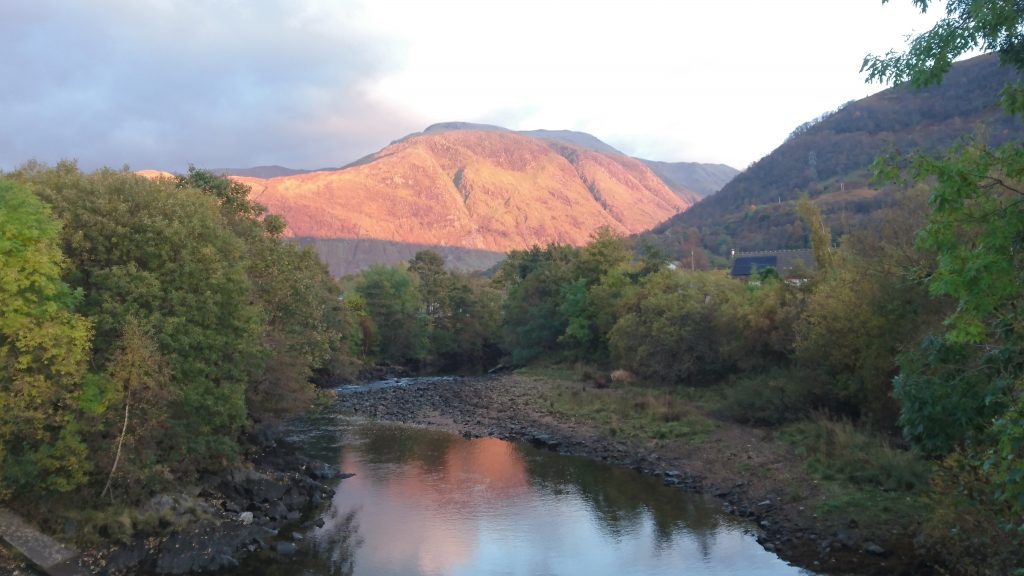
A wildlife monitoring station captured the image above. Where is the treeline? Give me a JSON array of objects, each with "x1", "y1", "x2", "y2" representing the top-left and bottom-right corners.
[
  {"x1": 342, "y1": 251, "x2": 502, "y2": 373},
  {"x1": 0, "y1": 163, "x2": 363, "y2": 504},
  {"x1": 493, "y1": 199, "x2": 941, "y2": 426}
]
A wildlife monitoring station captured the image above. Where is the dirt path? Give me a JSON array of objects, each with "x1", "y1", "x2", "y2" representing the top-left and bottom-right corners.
[{"x1": 335, "y1": 373, "x2": 930, "y2": 576}]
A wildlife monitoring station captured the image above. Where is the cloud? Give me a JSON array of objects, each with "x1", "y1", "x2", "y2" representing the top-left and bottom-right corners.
[
  {"x1": 0, "y1": 0, "x2": 422, "y2": 171},
  {"x1": 1, "y1": 0, "x2": 945, "y2": 171}
]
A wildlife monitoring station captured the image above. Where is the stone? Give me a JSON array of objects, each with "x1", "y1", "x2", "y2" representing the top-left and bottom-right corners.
[
  {"x1": 268, "y1": 501, "x2": 289, "y2": 520},
  {"x1": 863, "y1": 542, "x2": 887, "y2": 556},
  {"x1": 836, "y1": 527, "x2": 862, "y2": 549},
  {"x1": 275, "y1": 541, "x2": 298, "y2": 556},
  {"x1": 239, "y1": 512, "x2": 254, "y2": 526}
]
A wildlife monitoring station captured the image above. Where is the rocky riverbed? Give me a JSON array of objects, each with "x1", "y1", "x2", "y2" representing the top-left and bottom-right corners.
[{"x1": 335, "y1": 373, "x2": 931, "y2": 576}]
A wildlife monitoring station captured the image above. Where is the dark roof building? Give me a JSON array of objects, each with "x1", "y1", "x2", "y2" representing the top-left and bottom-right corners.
[{"x1": 730, "y1": 249, "x2": 815, "y2": 278}]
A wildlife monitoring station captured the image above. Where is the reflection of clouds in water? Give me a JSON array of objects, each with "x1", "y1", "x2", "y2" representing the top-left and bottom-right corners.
[{"x1": 318, "y1": 423, "x2": 807, "y2": 576}]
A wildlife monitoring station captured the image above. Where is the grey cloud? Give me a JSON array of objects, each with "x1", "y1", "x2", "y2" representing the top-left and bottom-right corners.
[{"x1": 0, "y1": 0, "x2": 423, "y2": 172}]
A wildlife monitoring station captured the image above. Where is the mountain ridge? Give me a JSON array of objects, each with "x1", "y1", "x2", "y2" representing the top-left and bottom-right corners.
[{"x1": 230, "y1": 128, "x2": 692, "y2": 275}]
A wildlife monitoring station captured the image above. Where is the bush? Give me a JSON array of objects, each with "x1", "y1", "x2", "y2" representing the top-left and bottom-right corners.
[{"x1": 715, "y1": 369, "x2": 820, "y2": 426}]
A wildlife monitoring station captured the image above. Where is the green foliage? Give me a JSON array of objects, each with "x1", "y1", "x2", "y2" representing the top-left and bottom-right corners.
[
  {"x1": 558, "y1": 279, "x2": 593, "y2": 352},
  {"x1": 497, "y1": 244, "x2": 580, "y2": 365},
  {"x1": 862, "y1": 0, "x2": 1024, "y2": 89},
  {"x1": 909, "y1": 142, "x2": 1024, "y2": 345},
  {"x1": 608, "y1": 270, "x2": 747, "y2": 385},
  {"x1": 354, "y1": 265, "x2": 426, "y2": 364},
  {"x1": 405, "y1": 251, "x2": 502, "y2": 371},
  {"x1": 894, "y1": 337, "x2": 1015, "y2": 455},
  {"x1": 795, "y1": 196, "x2": 834, "y2": 274},
  {"x1": 175, "y1": 165, "x2": 275, "y2": 229},
  {"x1": 715, "y1": 369, "x2": 820, "y2": 426},
  {"x1": 0, "y1": 179, "x2": 94, "y2": 497},
  {"x1": 175, "y1": 168, "x2": 345, "y2": 416},
  {"x1": 12, "y1": 163, "x2": 259, "y2": 473},
  {"x1": 866, "y1": 0, "x2": 1024, "y2": 527},
  {"x1": 796, "y1": 190, "x2": 943, "y2": 426},
  {"x1": 100, "y1": 317, "x2": 173, "y2": 500},
  {"x1": 918, "y1": 448, "x2": 1024, "y2": 575}
]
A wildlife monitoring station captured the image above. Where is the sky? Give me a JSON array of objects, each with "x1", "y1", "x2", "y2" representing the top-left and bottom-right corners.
[{"x1": 1, "y1": 0, "x2": 945, "y2": 172}]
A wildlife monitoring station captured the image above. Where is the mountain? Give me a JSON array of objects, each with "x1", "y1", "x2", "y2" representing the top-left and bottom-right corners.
[
  {"x1": 640, "y1": 160, "x2": 739, "y2": 202},
  {"x1": 417, "y1": 123, "x2": 737, "y2": 199},
  {"x1": 234, "y1": 129, "x2": 689, "y2": 276},
  {"x1": 519, "y1": 129, "x2": 625, "y2": 155},
  {"x1": 644, "y1": 52, "x2": 1024, "y2": 259}
]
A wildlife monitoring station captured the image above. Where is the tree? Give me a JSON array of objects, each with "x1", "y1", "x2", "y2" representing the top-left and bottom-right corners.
[
  {"x1": 862, "y1": 1, "x2": 1024, "y2": 90},
  {"x1": 864, "y1": 0, "x2": 1024, "y2": 526},
  {"x1": 608, "y1": 270, "x2": 746, "y2": 385},
  {"x1": 496, "y1": 244, "x2": 580, "y2": 364},
  {"x1": 795, "y1": 197, "x2": 834, "y2": 275},
  {"x1": 12, "y1": 163, "x2": 260, "y2": 473},
  {"x1": 0, "y1": 180, "x2": 93, "y2": 497},
  {"x1": 100, "y1": 317, "x2": 171, "y2": 501},
  {"x1": 175, "y1": 168, "x2": 343, "y2": 417},
  {"x1": 354, "y1": 265, "x2": 426, "y2": 364}
]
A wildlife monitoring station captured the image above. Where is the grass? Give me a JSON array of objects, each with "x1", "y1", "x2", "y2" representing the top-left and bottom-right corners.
[
  {"x1": 535, "y1": 378, "x2": 717, "y2": 445},
  {"x1": 779, "y1": 415, "x2": 933, "y2": 530}
]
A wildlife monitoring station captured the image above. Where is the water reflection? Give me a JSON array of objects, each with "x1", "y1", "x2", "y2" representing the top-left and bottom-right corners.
[{"x1": 305, "y1": 422, "x2": 810, "y2": 576}]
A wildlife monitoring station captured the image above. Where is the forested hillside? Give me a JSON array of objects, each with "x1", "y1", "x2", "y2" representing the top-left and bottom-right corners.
[{"x1": 646, "y1": 52, "x2": 1024, "y2": 259}]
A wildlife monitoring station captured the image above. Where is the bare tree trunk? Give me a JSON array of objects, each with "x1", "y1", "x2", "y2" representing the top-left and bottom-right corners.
[{"x1": 101, "y1": 387, "x2": 130, "y2": 501}]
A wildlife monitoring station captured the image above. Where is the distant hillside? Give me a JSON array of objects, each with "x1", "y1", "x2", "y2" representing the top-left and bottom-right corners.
[
  {"x1": 641, "y1": 160, "x2": 738, "y2": 202},
  {"x1": 520, "y1": 129, "x2": 625, "y2": 155},
  {"x1": 645, "y1": 52, "x2": 1024, "y2": 258},
  {"x1": 213, "y1": 165, "x2": 338, "y2": 178},
  {"x1": 234, "y1": 129, "x2": 689, "y2": 276}
]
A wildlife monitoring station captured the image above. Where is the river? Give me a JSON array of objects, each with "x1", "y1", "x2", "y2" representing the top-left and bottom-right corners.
[{"x1": 235, "y1": 385, "x2": 815, "y2": 576}]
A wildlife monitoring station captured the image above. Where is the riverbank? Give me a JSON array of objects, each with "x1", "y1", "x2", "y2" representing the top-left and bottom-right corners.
[
  {"x1": 336, "y1": 371, "x2": 934, "y2": 576},
  {"x1": 0, "y1": 423, "x2": 347, "y2": 576}
]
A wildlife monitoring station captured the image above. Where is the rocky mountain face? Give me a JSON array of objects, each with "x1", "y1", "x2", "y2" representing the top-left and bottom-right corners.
[
  {"x1": 414, "y1": 123, "x2": 738, "y2": 200},
  {"x1": 234, "y1": 129, "x2": 690, "y2": 276}
]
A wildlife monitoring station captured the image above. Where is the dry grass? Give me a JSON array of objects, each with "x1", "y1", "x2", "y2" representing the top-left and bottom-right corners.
[{"x1": 539, "y1": 380, "x2": 716, "y2": 444}]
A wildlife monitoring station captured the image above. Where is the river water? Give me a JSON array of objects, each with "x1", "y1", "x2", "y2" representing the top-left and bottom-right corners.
[{"x1": 243, "y1": 403, "x2": 814, "y2": 576}]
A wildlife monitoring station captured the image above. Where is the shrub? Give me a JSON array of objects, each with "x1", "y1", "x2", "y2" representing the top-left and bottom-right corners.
[{"x1": 715, "y1": 368, "x2": 820, "y2": 426}]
